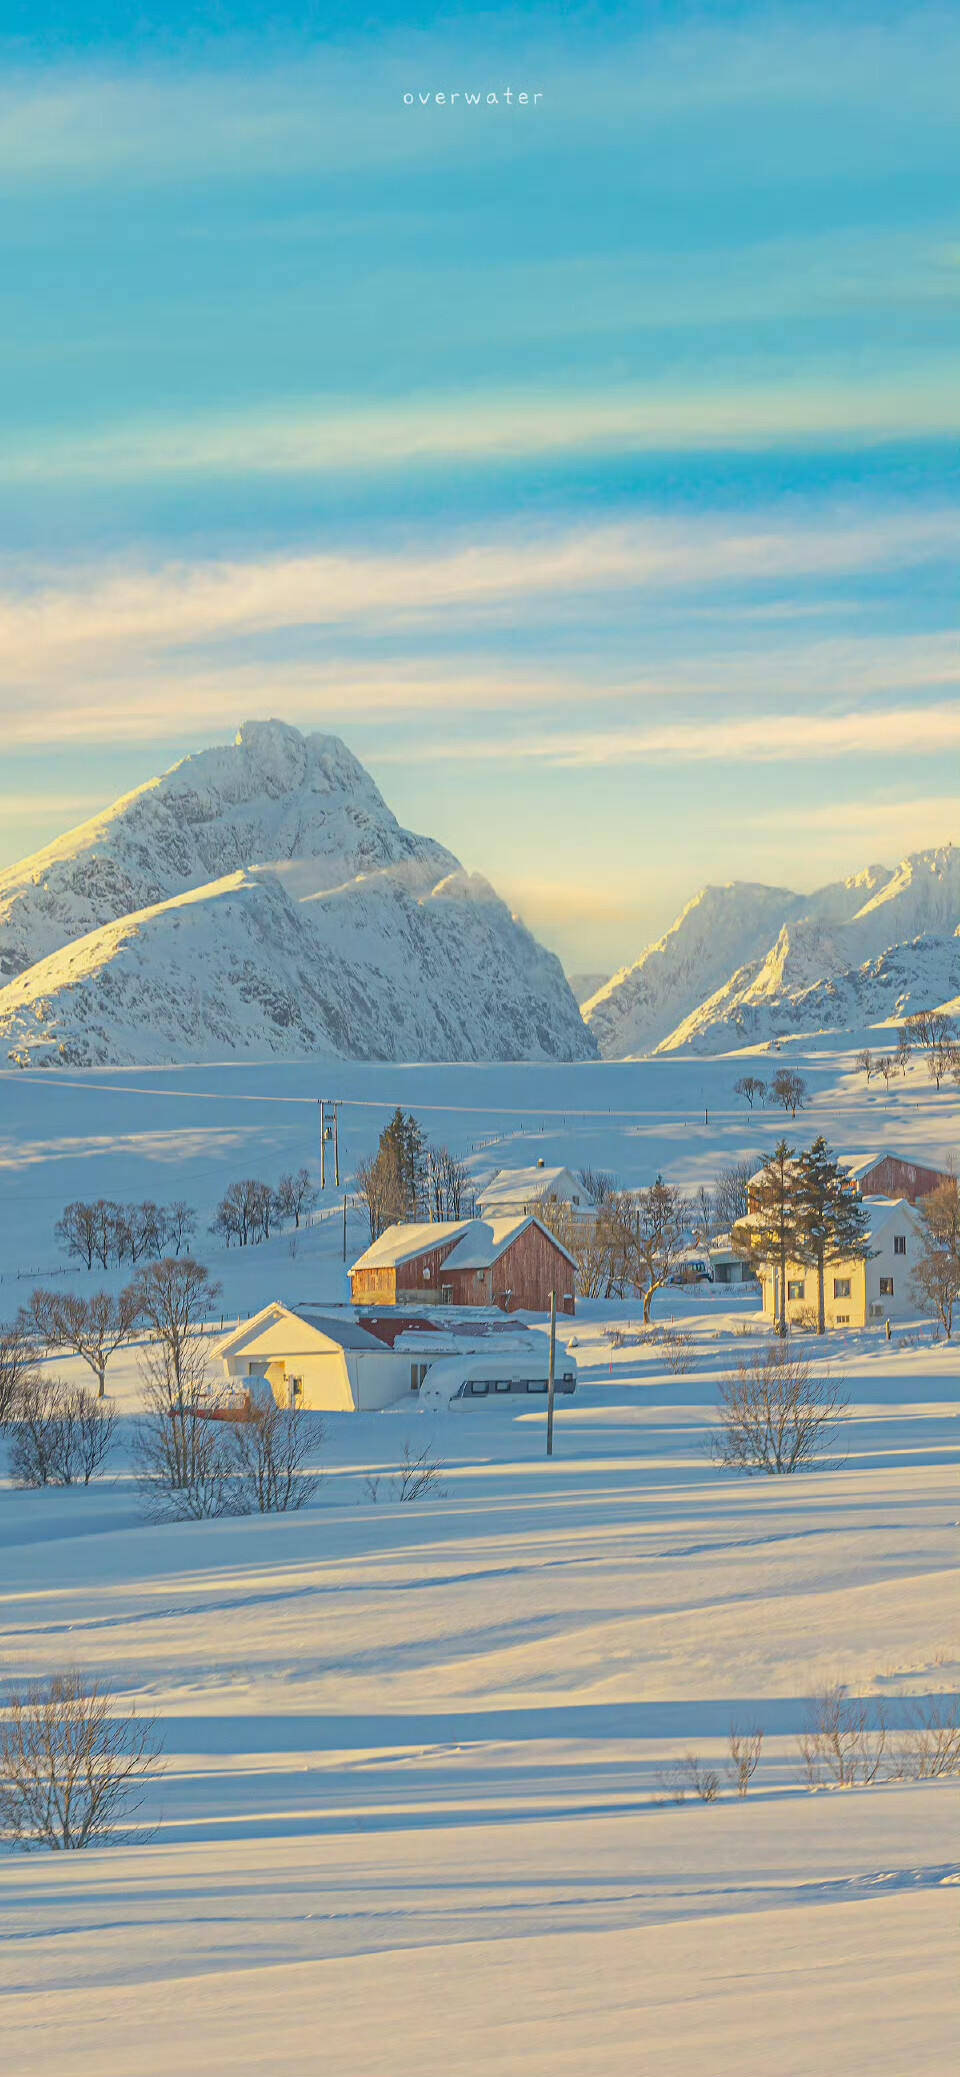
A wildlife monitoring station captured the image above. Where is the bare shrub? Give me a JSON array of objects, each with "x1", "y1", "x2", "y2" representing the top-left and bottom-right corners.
[
  {"x1": 727, "y1": 1723, "x2": 764, "y2": 1798},
  {"x1": 364, "y1": 1441, "x2": 448, "y2": 1504},
  {"x1": 655, "y1": 1751, "x2": 720, "y2": 1804},
  {"x1": 891, "y1": 1695, "x2": 960, "y2": 1779},
  {"x1": 225, "y1": 1402, "x2": 317, "y2": 1513},
  {"x1": 133, "y1": 1392, "x2": 238, "y2": 1520},
  {"x1": 8, "y1": 1377, "x2": 117, "y2": 1487},
  {"x1": 0, "y1": 1320, "x2": 39, "y2": 1426},
  {"x1": 796, "y1": 1679, "x2": 887, "y2": 1787},
  {"x1": 708, "y1": 1342, "x2": 848, "y2": 1475},
  {"x1": 662, "y1": 1329, "x2": 693, "y2": 1375},
  {"x1": 0, "y1": 1671, "x2": 162, "y2": 1849}
]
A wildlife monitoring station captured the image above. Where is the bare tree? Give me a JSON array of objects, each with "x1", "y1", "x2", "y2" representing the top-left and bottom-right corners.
[
  {"x1": 22, "y1": 1286, "x2": 142, "y2": 1399},
  {"x1": 8, "y1": 1376, "x2": 117, "y2": 1487},
  {"x1": 734, "y1": 1076, "x2": 766, "y2": 1111},
  {"x1": 895, "y1": 1026, "x2": 912, "y2": 1074},
  {"x1": 708, "y1": 1341, "x2": 848, "y2": 1474},
  {"x1": 167, "y1": 1200, "x2": 195, "y2": 1255},
  {"x1": 54, "y1": 1200, "x2": 98, "y2": 1271},
  {"x1": 0, "y1": 1671, "x2": 162, "y2": 1850},
  {"x1": 910, "y1": 1179, "x2": 960, "y2": 1339},
  {"x1": 354, "y1": 1148, "x2": 403, "y2": 1243},
  {"x1": 536, "y1": 1194, "x2": 612, "y2": 1299},
  {"x1": 770, "y1": 1069, "x2": 808, "y2": 1117},
  {"x1": 608, "y1": 1178, "x2": 689, "y2": 1323},
  {"x1": 272, "y1": 1168, "x2": 318, "y2": 1230},
  {"x1": 131, "y1": 1258, "x2": 229, "y2": 1519},
  {"x1": 0, "y1": 1319, "x2": 39, "y2": 1426},
  {"x1": 727, "y1": 1724, "x2": 764, "y2": 1798},
  {"x1": 853, "y1": 1049, "x2": 874, "y2": 1081},
  {"x1": 796, "y1": 1680, "x2": 886, "y2": 1788},
  {"x1": 714, "y1": 1159, "x2": 755, "y2": 1231},
  {"x1": 692, "y1": 1185, "x2": 714, "y2": 1241},
  {"x1": 225, "y1": 1401, "x2": 316, "y2": 1513},
  {"x1": 427, "y1": 1145, "x2": 469, "y2": 1221},
  {"x1": 577, "y1": 1167, "x2": 617, "y2": 1207}
]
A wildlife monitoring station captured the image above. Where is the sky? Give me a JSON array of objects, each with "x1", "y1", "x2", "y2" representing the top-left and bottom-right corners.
[{"x1": 0, "y1": 1, "x2": 957, "y2": 974}]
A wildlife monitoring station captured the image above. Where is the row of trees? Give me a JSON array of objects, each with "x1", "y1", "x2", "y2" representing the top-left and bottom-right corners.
[
  {"x1": 56, "y1": 1197, "x2": 194, "y2": 1270},
  {"x1": 210, "y1": 1169, "x2": 317, "y2": 1248},
  {"x1": 855, "y1": 1015, "x2": 959, "y2": 1093},
  {"x1": 733, "y1": 1070, "x2": 807, "y2": 1114},
  {"x1": 1, "y1": 1256, "x2": 315, "y2": 1516},
  {"x1": 355, "y1": 1111, "x2": 469, "y2": 1240}
]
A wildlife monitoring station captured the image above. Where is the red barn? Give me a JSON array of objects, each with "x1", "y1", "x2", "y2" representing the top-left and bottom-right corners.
[
  {"x1": 350, "y1": 1215, "x2": 577, "y2": 1315},
  {"x1": 841, "y1": 1150, "x2": 953, "y2": 1202}
]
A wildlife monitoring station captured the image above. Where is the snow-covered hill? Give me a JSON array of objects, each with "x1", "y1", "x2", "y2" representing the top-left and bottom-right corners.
[
  {"x1": 0, "y1": 723, "x2": 595, "y2": 1067},
  {"x1": 584, "y1": 846, "x2": 959, "y2": 1057}
]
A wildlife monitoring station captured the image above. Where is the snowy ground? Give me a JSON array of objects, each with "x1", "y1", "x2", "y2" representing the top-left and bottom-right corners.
[{"x1": 1, "y1": 1050, "x2": 958, "y2": 2073}]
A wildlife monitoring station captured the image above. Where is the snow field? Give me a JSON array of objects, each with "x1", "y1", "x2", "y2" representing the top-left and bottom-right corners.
[{"x1": 1, "y1": 1049, "x2": 958, "y2": 2073}]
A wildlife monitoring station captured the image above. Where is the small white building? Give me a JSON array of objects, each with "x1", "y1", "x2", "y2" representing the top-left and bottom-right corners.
[
  {"x1": 214, "y1": 1303, "x2": 566, "y2": 1412},
  {"x1": 757, "y1": 1197, "x2": 923, "y2": 1330},
  {"x1": 214, "y1": 1305, "x2": 411, "y2": 1411},
  {"x1": 709, "y1": 1236, "x2": 758, "y2": 1287},
  {"x1": 476, "y1": 1165, "x2": 594, "y2": 1222}
]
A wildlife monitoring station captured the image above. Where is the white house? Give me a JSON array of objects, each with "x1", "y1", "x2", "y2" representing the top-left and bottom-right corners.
[
  {"x1": 757, "y1": 1197, "x2": 924, "y2": 1331},
  {"x1": 476, "y1": 1165, "x2": 594, "y2": 1222},
  {"x1": 214, "y1": 1302, "x2": 566, "y2": 1412}
]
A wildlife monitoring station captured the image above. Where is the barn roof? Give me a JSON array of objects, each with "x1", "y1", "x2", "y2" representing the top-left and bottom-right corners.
[
  {"x1": 840, "y1": 1149, "x2": 952, "y2": 1181},
  {"x1": 351, "y1": 1214, "x2": 577, "y2": 1276},
  {"x1": 350, "y1": 1220, "x2": 471, "y2": 1270}
]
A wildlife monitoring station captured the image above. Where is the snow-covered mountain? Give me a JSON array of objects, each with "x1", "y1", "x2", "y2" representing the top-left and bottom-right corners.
[
  {"x1": 0, "y1": 723, "x2": 595, "y2": 1067},
  {"x1": 583, "y1": 846, "x2": 959, "y2": 1057}
]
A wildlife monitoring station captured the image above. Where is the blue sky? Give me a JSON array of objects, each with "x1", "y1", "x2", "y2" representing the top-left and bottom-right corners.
[{"x1": 0, "y1": 1, "x2": 957, "y2": 970}]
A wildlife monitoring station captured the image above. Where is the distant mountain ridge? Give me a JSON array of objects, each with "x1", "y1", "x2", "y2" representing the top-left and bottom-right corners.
[
  {"x1": 0, "y1": 722, "x2": 595, "y2": 1067},
  {"x1": 583, "y1": 845, "x2": 959, "y2": 1057}
]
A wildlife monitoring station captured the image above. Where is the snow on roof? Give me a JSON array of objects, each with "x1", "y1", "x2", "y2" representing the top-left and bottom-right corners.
[
  {"x1": 352, "y1": 1214, "x2": 578, "y2": 1274},
  {"x1": 858, "y1": 1195, "x2": 922, "y2": 1232},
  {"x1": 477, "y1": 1166, "x2": 586, "y2": 1205},
  {"x1": 840, "y1": 1150, "x2": 951, "y2": 1180},
  {"x1": 351, "y1": 1220, "x2": 471, "y2": 1270},
  {"x1": 215, "y1": 1303, "x2": 386, "y2": 1358}
]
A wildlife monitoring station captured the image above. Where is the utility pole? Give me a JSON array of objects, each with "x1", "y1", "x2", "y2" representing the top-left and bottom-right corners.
[
  {"x1": 342, "y1": 1193, "x2": 347, "y2": 1262},
  {"x1": 546, "y1": 1288, "x2": 557, "y2": 1457},
  {"x1": 319, "y1": 1099, "x2": 326, "y2": 1190},
  {"x1": 333, "y1": 1101, "x2": 341, "y2": 1188}
]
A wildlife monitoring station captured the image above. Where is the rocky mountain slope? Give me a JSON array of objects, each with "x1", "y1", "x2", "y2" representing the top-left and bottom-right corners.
[
  {"x1": 0, "y1": 723, "x2": 595, "y2": 1067},
  {"x1": 583, "y1": 846, "x2": 959, "y2": 1057}
]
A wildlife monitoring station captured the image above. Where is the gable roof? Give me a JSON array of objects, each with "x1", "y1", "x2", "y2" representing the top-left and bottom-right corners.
[
  {"x1": 351, "y1": 1213, "x2": 578, "y2": 1276},
  {"x1": 840, "y1": 1150, "x2": 952, "y2": 1181},
  {"x1": 477, "y1": 1165, "x2": 586, "y2": 1207},
  {"x1": 214, "y1": 1302, "x2": 386, "y2": 1359},
  {"x1": 350, "y1": 1220, "x2": 471, "y2": 1271}
]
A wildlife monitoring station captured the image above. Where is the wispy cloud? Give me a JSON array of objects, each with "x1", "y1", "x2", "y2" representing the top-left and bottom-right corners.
[
  {"x1": 0, "y1": 509, "x2": 954, "y2": 679},
  {"x1": 382, "y1": 704, "x2": 960, "y2": 769},
  {"x1": 5, "y1": 372, "x2": 957, "y2": 488}
]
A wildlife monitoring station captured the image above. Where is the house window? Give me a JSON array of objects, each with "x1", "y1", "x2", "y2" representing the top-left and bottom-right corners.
[
  {"x1": 893, "y1": 1235, "x2": 906, "y2": 1256},
  {"x1": 787, "y1": 1280, "x2": 805, "y2": 1300},
  {"x1": 833, "y1": 1278, "x2": 851, "y2": 1299},
  {"x1": 836, "y1": 1314, "x2": 850, "y2": 1325},
  {"x1": 440, "y1": 1285, "x2": 452, "y2": 1306},
  {"x1": 879, "y1": 1277, "x2": 894, "y2": 1297},
  {"x1": 410, "y1": 1363, "x2": 428, "y2": 1392}
]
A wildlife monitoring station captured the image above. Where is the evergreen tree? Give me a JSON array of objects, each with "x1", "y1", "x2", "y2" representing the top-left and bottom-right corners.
[
  {"x1": 793, "y1": 1135, "x2": 872, "y2": 1335},
  {"x1": 734, "y1": 1140, "x2": 801, "y2": 1336},
  {"x1": 378, "y1": 1110, "x2": 428, "y2": 1220}
]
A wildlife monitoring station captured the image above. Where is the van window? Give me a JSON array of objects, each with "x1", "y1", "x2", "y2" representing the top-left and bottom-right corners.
[
  {"x1": 469, "y1": 1379, "x2": 489, "y2": 1395},
  {"x1": 526, "y1": 1380, "x2": 548, "y2": 1394},
  {"x1": 495, "y1": 1381, "x2": 512, "y2": 1393}
]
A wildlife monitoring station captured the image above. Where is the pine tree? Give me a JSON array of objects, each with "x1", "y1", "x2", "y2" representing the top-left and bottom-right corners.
[
  {"x1": 734, "y1": 1140, "x2": 802, "y2": 1336},
  {"x1": 378, "y1": 1110, "x2": 427, "y2": 1220},
  {"x1": 793, "y1": 1135, "x2": 871, "y2": 1335}
]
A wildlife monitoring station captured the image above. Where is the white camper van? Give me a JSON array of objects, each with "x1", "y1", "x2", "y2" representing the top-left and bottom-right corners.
[{"x1": 419, "y1": 1349, "x2": 577, "y2": 1408}]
